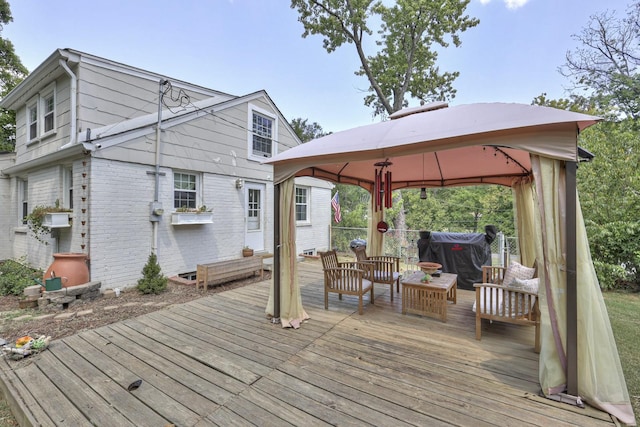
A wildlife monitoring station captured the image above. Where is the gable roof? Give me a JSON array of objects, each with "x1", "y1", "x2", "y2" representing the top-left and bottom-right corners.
[{"x1": 0, "y1": 48, "x2": 234, "y2": 110}]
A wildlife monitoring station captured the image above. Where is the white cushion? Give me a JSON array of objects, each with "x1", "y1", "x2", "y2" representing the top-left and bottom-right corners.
[
  {"x1": 472, "y1": 287, "x2": 503, "y2": 315},
  {"x1": 502, "y1": 261, "x2": 535, "y2": 287},
  {"x1": 506, "y1": 277, "x2": 539, "y2": 316},
  {"x1": 373, "y1": 270, "x2": 400, "y2": 282}
]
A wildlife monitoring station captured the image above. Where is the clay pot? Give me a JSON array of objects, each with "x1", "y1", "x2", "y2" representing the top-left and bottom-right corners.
[{"x1": 44, "y1": 253, "x2": 90, "y2": 288}]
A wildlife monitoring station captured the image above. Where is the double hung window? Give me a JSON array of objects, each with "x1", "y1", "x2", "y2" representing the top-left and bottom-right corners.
[{"x1": 174, "y1": 172, "x2": 197, "y2": 210}]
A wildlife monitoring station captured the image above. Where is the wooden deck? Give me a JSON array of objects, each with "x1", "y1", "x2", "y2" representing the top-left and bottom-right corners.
[{"x1": 1, "y1": 260, "x2": 615, "y2": 426}]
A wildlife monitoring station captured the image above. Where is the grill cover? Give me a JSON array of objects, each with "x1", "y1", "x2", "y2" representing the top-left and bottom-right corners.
[{"x1": 418, "y1": 227, "x2": 495, "y2": 290}]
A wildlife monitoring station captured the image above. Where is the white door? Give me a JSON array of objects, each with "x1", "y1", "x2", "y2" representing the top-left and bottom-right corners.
[{"x1": 245, "y1": 183, "x2": 265, "y2": 251}]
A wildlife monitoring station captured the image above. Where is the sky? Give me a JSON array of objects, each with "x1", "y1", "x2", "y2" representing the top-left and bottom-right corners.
[{"x1": 3, "y1": 0, "x2": 634, "y2": 133}]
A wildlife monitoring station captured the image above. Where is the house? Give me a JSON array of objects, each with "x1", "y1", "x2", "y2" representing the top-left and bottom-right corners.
[{"x1": 0, "y1": 48, "x2": 333, "y2": 289}]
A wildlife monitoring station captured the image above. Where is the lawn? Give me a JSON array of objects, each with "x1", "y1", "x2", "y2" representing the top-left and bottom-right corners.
[{"x1": 603, "y1": 291, "x2": 640, "y2": 421}]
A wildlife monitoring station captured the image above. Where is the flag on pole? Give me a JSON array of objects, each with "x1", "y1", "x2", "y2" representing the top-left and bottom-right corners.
[{"x1": 331, "y1": 192, "x2": 342, "y2": 223}]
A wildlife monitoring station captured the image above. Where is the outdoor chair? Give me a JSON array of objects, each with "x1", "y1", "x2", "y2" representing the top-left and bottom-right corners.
[
  {"x1": 353, "y1": 247, "x2": 401, "y2": 300},
  {"x1": 473, "y1": 261, "x2": 540, "y2": 353},
  {"x1": 320, "y1": 250, "x2": 374, "y2": 315}
]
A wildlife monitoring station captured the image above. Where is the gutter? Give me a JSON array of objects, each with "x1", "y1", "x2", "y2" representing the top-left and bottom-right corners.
[{"x1": 58, "y1": 59, "x2": 78, "y2": 148}]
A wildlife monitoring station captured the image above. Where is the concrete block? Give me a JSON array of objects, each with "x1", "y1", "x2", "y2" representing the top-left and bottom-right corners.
[{"x1": 23, "y1": 285, "x2": 42, "y2": 297}]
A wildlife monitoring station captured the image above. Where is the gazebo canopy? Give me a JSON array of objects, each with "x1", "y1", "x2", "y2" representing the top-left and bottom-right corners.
[{"x1": 269, "y1": 102, "x2": 597, "y2": 188}]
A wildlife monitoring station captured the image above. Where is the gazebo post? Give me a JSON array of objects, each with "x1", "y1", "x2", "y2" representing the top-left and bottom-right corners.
[
  {"x1": 272, "y1": 182, "x2": 281, "y2": 322},
  {"x1": 566, "y1": 160, "x2": 578, "y2": 396}
]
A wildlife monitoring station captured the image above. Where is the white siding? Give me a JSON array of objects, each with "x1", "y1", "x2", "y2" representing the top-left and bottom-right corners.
[{"x1": 295, "y1": 178, "x2": 333, "y2": 255}]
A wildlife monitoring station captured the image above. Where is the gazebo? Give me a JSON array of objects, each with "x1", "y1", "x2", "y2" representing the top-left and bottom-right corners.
[{"x1": 264, "y1": 102, "x2": 635, "y2": 425}]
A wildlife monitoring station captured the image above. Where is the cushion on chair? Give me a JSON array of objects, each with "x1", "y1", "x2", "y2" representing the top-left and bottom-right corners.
[
  {"x1": 502, "y1": 261, "x2": 536, "y2": 287},
  {"x1": 373, "y1": 270, "x2": 400, "y2": 282},
  {"x1": 506, "y1": 277, "x2": 539, "y2": 316},
  {"x1": 472, "y1": 287, "x2": 503, "y2": 315}
]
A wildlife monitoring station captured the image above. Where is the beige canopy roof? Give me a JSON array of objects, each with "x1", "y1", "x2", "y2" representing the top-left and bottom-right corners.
[{"x1": 267, "y1": 102, "x2": 598, "y2": 188}]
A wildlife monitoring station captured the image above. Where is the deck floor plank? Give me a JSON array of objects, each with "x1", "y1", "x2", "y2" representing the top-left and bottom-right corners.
[{"x1": 0, "y1": 260, "x2": 616, "y2": 426}]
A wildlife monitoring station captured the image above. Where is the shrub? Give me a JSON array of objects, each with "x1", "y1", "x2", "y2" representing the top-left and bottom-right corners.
[
  {"x1": 0, "y1": 258, "x2": 42, "y2": 296},
  {"x1": 136, "y1": 253, "x2": 167, "y2": 294},
  {"x1": 586, "y1": 220, "x2": 640, "y2": 291}
]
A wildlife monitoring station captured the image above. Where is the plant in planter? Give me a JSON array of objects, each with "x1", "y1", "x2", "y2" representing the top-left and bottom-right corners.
[
  {"x1": 242, "y1": 246, "x2": 254, "y2": 257},
  {"x1": 175, "y1": 205, "x2": 212, "y2": 213},
  {"x1": 23, "y1": 200, "x2": 72, "y2": 244},
  {"x1": 172, "y1": 205, "x2": 213, "y2": 225}
]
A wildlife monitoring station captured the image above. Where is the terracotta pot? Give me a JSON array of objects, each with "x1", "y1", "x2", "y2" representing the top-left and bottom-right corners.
[{"x1": 44, "y1": 253, "x2": 90, "y2": 288}]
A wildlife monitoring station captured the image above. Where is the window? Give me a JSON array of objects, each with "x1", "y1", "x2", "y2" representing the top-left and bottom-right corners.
[
  {"x1": 19, "y1": 179, "x2": 28, "y2": 224},
  {"x1": 295, "y1": 186, "x2": 309, "y2": 222},
  {"x1": 252, "y1": 113, "x2": 273, "y2": 157},
  {"x1": 63, "y1": 167, "x2": 73, "y2": 209},
  {"x1": 27, "y1": 103, "x2": 38, "y2": 141},
  {"x1": 248, "y1": 104, "x2": 277, "y2": 159},
  {"x1": 25, "y1": 82, "x2": 56, "y2": 142},
  {"x1": 42, "y1": 91, "x2": 55, "y2": 134},
  {"x1": 247, "y1": 188, "x2": 261, "y2": 230},
  {"x1": 174, "y1": 172, "x2": 197, "y2": 209}
]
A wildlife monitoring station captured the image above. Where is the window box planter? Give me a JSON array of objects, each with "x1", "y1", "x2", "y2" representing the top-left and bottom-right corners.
[
  {"x1": 171, "y1": 212, "x2": 213, "y2": 225},
  {"x1": 42, "y1": 212, "x2": 71, "y2": 228}
]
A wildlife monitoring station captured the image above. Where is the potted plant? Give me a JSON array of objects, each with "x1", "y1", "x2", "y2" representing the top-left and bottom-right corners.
[
  {"x1": 24, "y1": 200, "x2": 72, "y2": 244},
  {"x1": 242, "y1": 246, "x2": 254, "y2": 257},
  {"x1": 171, "y1": 205, "x2": 213, "y2": 225}
]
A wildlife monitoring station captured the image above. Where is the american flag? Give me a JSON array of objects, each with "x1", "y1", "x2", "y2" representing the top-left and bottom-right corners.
[{"x1": 331, "y1": 192, "x2": 342, "y2": 223}]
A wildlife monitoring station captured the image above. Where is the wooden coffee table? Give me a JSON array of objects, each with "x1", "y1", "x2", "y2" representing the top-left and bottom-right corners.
[{"x1": 401, "y1": 272, "x2": 457, "y2": 322}]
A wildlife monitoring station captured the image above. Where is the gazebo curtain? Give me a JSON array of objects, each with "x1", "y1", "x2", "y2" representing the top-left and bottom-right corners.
[
  {"x1": 512, "y1": 177, "x2": 537, "y2": 268},
  {"x1": 531, "y1": 156, "x2": 635, "y2": 425},
  {"x1": 265, "y1": 177, "x2": 309, "y2": 328}
]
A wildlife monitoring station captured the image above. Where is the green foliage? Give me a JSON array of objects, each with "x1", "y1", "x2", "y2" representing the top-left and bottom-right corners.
[
  {"x1": 23, "y1": 201, "x2": 71, "y2": 244},
  {"x1": 290, "y1": 117, "x2": 329, "y2": 142},
  {"x1": 586, "y1": 220, "x2": 640, "y2": 290},
  {"x1": 0, "y1": 258, "x2": 42, "y2": 296},
  {"x1": 400, "y1": 186, "x2": 513, "y2": 235},
  {"x1": 136, "y1": 253, "x2": 168, "y2": 294},
  {"x1": 291, "y1": 0, "x2": 479, "y2": 117},
  {"x1": 0, "y1": 1, "x2": 29, "y2": 151}
]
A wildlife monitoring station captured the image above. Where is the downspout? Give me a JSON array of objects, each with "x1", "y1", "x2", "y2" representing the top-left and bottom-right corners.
[
  {"x1": 151, "y1": 79, "x2": 166, "y2": 255},
  {"x1": 58, "y1": 60, "x2": 77, "y2": 146}
]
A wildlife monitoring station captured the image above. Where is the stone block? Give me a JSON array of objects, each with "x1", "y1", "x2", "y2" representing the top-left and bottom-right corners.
[
  {"x1": 86, "y1": 281, "x2": 102, "y2": 292},
  {"x1": 103, "y1": 289, "x2": 116, "y2": 299},
  {"x1": 37, "y1": 297, "x2": 49, "y2": 308},
  {"x1": 65, "y1": 284, "x2": 89, "y2": 296},
  {"x1": 23, "y1": 285, "x2": 42, "y2": 297}
]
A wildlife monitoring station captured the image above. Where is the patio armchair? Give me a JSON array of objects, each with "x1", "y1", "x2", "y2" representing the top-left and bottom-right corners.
[
  {"x1": 473, "y1": 262, "x2": 540, "y2": 353},
  {"x1": 353, "y1": 247, "x2": 401, "y2": 300},
  {"x1": 320, "y1": 250, "x2": 374, "y2": 315}
]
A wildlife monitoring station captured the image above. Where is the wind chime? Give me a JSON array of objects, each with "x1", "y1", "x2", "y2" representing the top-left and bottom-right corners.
[{"x1": 373, "y1": 160, "x2": 393, "y2": 212}]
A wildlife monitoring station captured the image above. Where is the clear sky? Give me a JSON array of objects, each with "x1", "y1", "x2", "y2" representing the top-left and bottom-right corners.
[{"x1": 3, "y1": 0, "x2": 633, "y2": 133}]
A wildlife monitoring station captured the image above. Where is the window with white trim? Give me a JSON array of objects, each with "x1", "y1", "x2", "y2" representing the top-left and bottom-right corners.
[
  {"x1": 25, "y1": 82, "x2": 57, "y2": 142},
  {"x1": 42, "y1": 90, "x2": 56, "y2": 134},
  {"x1": 63, "y1": 167, "x2": 73, "y2": 209},
  {"x1": 248, "y1": 104, "x2": 277, "y2": 159},
  {"x1": 27, "y1": 102, "x2": 38, "y2": 142},
  {"x1": 19, "y1": 179, "x2": 28, "y2": 224},
  {"x1": 295, "y1": 186, "x2": 310, "y2": 222},
  {"x1": 173, "y1": 172, "x2": 198, "y2": 210}
]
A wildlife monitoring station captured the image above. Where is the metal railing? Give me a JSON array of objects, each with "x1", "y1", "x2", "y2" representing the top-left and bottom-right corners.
[{"x1": 330, "y1": 227, "x2": 520, "y2": 269}]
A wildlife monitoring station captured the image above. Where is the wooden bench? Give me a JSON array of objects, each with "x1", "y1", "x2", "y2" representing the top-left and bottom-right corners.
[
  {"x1": 195, "y1": 256, "x2": 263, "y2": 291},
  {"x1": 473, "y1": 264, "x2": 540, "y2": 353}
]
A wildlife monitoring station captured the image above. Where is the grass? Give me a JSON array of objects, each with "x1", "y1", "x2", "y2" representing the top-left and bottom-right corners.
[{"x1": 603, "y1": 291, "x2": 640, "y2": 421}]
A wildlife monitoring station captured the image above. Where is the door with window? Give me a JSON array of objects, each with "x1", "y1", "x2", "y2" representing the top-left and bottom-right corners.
[{"x1": 245, "y1": 182, "x2": 265, "y2": 251}]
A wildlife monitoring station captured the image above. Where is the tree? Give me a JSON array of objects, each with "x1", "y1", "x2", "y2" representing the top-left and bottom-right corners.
[
  {"x1": 290, "y1": 117, "x2": 328, "y2": 142},
  {"x1": 291, "y1": 0, "x2": 479, "y2": 117},
  {"x1": 561, "y1": 2, "x2": 640, "y2": 119},
  {"x1": 0, "y1": 0, "x2": 28, "y2": 152}
]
